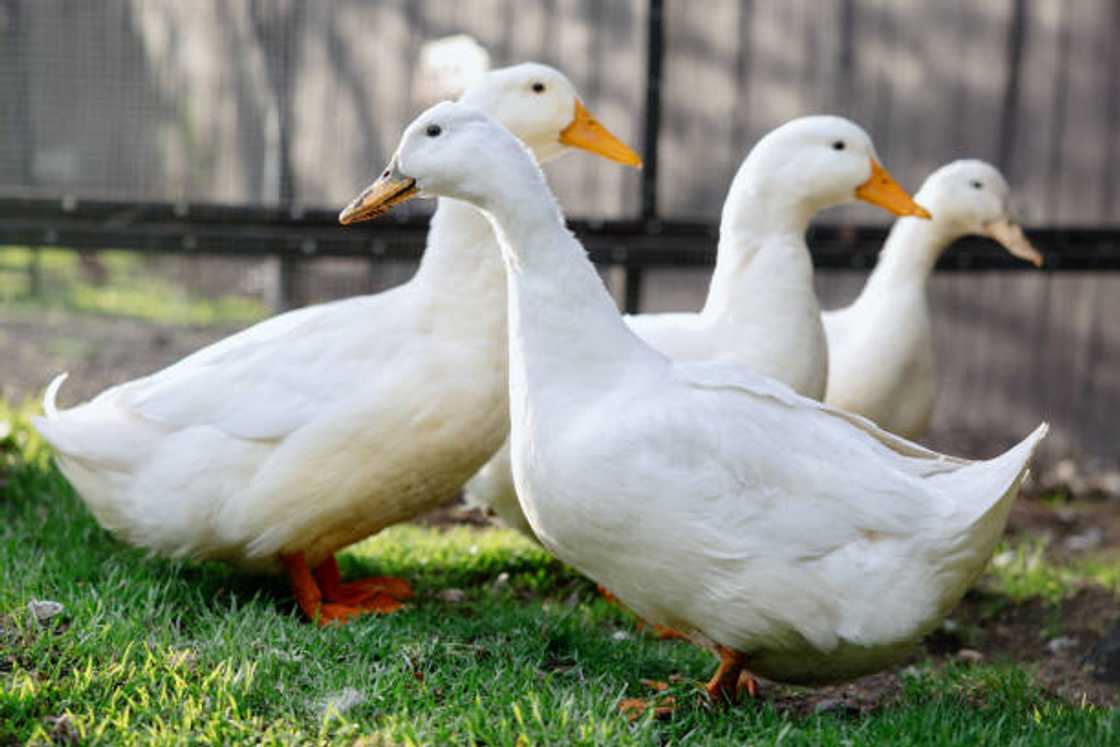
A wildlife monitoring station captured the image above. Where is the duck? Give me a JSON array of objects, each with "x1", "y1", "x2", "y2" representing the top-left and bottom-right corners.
[
  {"x1": 467, "y1": 115, "x2": 931, "y2": 538},
  {"x1": 823, "y1": 160, "x2": 1042, "y2": 440},
  {"x1": 341, "y1": 101, "x2": 1047, "y2": 705},
  {"x1": 33, "y1": 63, "x2": 641, "y2": 625}
]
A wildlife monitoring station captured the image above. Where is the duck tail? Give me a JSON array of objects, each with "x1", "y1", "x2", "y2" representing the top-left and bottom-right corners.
[
  {"x1": 916, "y1": 422, "x2": 1047, "y2": 615},
  {"x1": 32, "y1": 374, "x2": 136, "y2": 533},
  {"x1": 43, "y1": 372, "x2": 69, "y2": 419},
  {"x1": 982, "y1": 422, "x2": 1048, "y2": 510},
  {"x1": 953, "y1": 422, "x2": 1048, "y2": 523},
  {"x1": 931, "y1": 422, "x2": 1048, "y2": 577}
]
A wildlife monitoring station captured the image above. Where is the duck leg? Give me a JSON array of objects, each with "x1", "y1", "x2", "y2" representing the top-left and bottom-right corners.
[
  {"x1": 618, "y1": 646, "x2": 755, "y2": 719},
  {"x1": 705, "y1": 646, "x2": 746, "y2": 703},
  {"x1": 738, "y1": 671, "x2": 760, "y2": 698},
  {"x1": 281, "y1": 552, "x2": 376, "y2": 625},
  {"x1": 311, "y1": 555, "x2": 413, "y2": 610}
]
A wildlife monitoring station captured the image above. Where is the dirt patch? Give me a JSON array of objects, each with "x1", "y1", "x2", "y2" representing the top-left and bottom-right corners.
[
  {"x1": 1005, "y1": 497, "x2": 1120, "y2": 562},
  {"x1": 766, "y1": 671, "x2": 903, "y2": 718},
  {"x1": 948, "y1": 585, "x2": 1120, "y2": 707},
  {"x1": 757, "y1": 585, "x2": 1120, "y2": 716}
]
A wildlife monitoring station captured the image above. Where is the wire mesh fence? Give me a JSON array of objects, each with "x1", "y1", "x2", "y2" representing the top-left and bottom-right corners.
[
  {"x1": 4, "y1": 1, "x2": 1119, "y2": 221},
  {"x1": 1, "y1": 0, "x2": 1118, "y2": 470}
]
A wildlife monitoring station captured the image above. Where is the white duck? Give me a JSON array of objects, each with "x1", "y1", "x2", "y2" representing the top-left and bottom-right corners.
[
  {"x1": 33, "y1": 63, "x2": 641, "y2": 625},
  {"x1": 468, "y1": 115, "x2": 930, "y2": 538},
  {"x1": 824, "y1": 160, "x2": 1042, "y2": 440},
  {"x1": 342, "y1": 102, "x2": 1046, "y2": 703}
]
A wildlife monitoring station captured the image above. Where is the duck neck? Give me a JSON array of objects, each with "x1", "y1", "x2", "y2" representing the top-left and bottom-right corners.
[
  {"x1": 481, "y1": 163, "x2": 655, "y2": 404},
  {"x1": 412, "y1": 197, "x2": 508, "y2": 299},
  {"x1": 702, "y1": 185, "x2": 818, "y2": 321},
  {"x1": 861, "y1": 217, "x2": 955, "y2": 298}
]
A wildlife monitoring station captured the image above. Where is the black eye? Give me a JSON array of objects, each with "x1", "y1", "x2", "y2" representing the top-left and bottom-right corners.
[
  {"x1": 970, "y1": 180, "x2": 983, "y2": 189},
  {"x1": 532, "y1": 82, "x2": 545, "y2": 93},
  {"x1": 832, "y1": 140, "x2": 845, "y2": 151},
  {"x1": 426, "y1": 124, "x2": 442, "y2": 137}
]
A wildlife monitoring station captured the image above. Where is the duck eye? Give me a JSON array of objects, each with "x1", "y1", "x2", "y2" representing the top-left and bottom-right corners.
[
  {"x1": 426, "y1": 124, "x2": 442, "y2": 137},
  {"x1": 971, "y1": 180, "x2": 983, "y2": 189},
  {"x1": 832, "y1": 140, "x2": 845, "y2": 151},
  {"x1": 532, "y1": 82, "x2": 545, "y2": 93}
]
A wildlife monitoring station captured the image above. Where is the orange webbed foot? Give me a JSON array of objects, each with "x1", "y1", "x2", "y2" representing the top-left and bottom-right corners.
[
  {"x1": 705, "y1": 646, "x2": 746, "y2": 704},
  {"x1": 315, "y1": 602, "x2": 370, "y2": 626},
  {"x1": 737, "y1": 671, "x2": 759, "y2": 699},
  {"x1": 619, "y1": 650, "x2": 756, "y2": 720},
  {"x1": 321, "y1": 577, "x2": 414, "y2": 606},
  {"x1": 312, "y1": 556, "x2": 413, "y2": 606},
  {"x1": 282, "y1": 552, "x2": 410, "y2": 625},
  {"x1": 356, "y1": 591, "x2": 406, "y2": 615}
]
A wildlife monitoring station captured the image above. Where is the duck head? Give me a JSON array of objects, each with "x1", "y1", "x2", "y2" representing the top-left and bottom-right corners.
[
  {"x1": 341, "y1": 64, "x2": 640, "y2": 225},
  {"x1": 724, "y1": 115, "x2": 930, "y2": 233},
  {"x1": 911, "y1": 159, "x2": 1042, "y2": 266},
  {"x1": 340, "y1": 102, "x2": 532, "y2": 222},
  {"x1": 459, "y1": 62, "x2": 641, "y2": 167}
]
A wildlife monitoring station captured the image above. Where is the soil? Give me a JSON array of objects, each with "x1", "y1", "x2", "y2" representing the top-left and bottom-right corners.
[
  {"x1": 760, "y1": 584, "x2": 1119, "y2": 716},
  {"x1": 1005, "y1": 497, "x2": 1120, "y2": 562}
]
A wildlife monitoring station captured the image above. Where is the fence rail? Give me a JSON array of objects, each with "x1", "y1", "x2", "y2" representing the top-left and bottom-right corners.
[{"x1": 8, "y1": 196, "x2": 1120, "y2": 266}]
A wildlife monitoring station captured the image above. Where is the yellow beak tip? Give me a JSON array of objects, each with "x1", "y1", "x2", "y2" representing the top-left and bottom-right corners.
[
  {"x1": 338, "y1": 205, "x2": 362, "y2": 225},
  {"x1": 560, "y1": 101, "x2": 643, "y2": 169}
]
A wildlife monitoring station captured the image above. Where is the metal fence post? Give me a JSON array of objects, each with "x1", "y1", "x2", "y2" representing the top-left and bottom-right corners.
[
  {"x1": 27, "y1": 247, "x2": 41, "y2": 298},
  {"x1": 278, "y1": 256, "x2": 298, "y2": 311},
  {"x1": 627, "y1": 0, "x2": 666, "y2": 314},
  {"x1": 252, "y1": 0, "x2": 305, "y2": 313}
]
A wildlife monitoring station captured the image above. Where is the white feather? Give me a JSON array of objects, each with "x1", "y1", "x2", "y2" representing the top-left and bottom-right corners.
[
  {"x1": 32, "y1": 63, "x2": 623, "y2": 574},
  {"x1": 470, "y1": 115, "x2": 918, "y2": 538},
  {"x1": 823, "y1": 160, "x2": 1038, "y2": 439},
  {"x1": 408, "y1": 103, "x2": 1047, "y2": 683}
]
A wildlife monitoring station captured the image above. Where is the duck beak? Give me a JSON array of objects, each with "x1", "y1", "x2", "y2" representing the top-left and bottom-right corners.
[
  {"x1": 855, "y1": 159, "x2": 932, "y2": 219},
  {"x1": 984, "y1": 217, "x2": 1043, "y2": 267},
  {"x1": 559, "y1": 100, "x2": 643, "y2": 168},
  {"x1": 339, "y1": 164, "x2": 419, "y2": 225}
]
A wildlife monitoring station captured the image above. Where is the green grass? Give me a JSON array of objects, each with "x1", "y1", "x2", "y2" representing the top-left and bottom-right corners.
[
  {"x1": 1, "y1": 404, "x2": 1117, "y2": 745},
  {"x1": 986, "y1": 539, "x2": 1120, "y2": 604},
  {"x1": 0, "y1": 247, "x2": 269, "y2": 326}
]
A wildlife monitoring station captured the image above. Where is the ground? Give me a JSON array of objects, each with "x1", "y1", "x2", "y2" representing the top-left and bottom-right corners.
[
  {"x1": 1, "y1": 405, "x2": 1118, "y2": 746},
  {"x1": 2, "y1": 250, "x2": 1119, "y2": 743}
]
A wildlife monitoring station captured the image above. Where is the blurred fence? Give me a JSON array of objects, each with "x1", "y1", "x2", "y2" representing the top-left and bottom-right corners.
[
  {"x1": 3, "y1": 1, "x2": 1119, "y2": 222},
  {"x1": 0, "y1": 0, "x2": 1118, "y2": 468}
]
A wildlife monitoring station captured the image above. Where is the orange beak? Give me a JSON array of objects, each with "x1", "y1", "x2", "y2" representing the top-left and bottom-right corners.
[
  {"x1": 338, "y1": 167, "x2": 418, "y2": 225},
  {"x1": 984, "y1": 217, "x2": 1043, "y2": 267},
  {"x1": 855, "y1": 159, "x2": 932, "y2": 219},
  {"x1": 558, "y1": 100, "x2": 642, "y2": 168}
]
